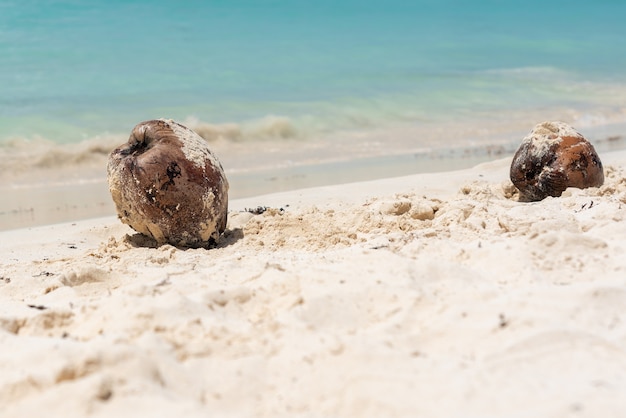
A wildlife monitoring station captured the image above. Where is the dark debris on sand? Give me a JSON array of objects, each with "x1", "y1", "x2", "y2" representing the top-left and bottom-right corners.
[{"x1": 244, "y1": 205, "x2": 289, "y2": 215}]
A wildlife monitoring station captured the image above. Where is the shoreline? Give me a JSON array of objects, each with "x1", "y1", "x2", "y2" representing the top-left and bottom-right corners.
[
  {"x1": 0, "y1": 150, "x2": 505, "y2": 232},
  {"x1": 3, "y1": 123, "x2": 626, "y2": 232}
]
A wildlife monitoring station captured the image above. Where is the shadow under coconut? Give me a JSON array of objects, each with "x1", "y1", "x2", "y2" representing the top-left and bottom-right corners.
[{"x1": 123, "y1": 227, "x2": 244, "y2": 250}]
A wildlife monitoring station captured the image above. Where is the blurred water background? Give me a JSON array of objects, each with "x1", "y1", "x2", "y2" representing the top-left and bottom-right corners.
[{"x1": 1, "y1": 0, "x2": 626, "y2": 227}]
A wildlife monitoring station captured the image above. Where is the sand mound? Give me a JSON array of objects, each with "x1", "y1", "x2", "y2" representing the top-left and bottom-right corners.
[{"x1": 2, "y1": 157, "x2": 626, "y2": 416}]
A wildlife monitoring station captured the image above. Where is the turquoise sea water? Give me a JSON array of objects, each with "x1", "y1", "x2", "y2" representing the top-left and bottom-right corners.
[{"x1": 2, "y1": 0, "x2": 626, "y2": 168}]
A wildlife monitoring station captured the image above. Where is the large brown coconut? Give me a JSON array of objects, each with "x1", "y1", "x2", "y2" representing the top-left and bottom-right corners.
[
  {"x1": 510, "y1": 121, "x2": 604, "y2": 201},
  {"x1": 107, "y1": 119, "x2": 229, "y2": 247}
]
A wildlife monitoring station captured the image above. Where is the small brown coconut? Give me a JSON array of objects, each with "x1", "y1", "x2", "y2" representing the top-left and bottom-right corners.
[
  {"x1": 107, "y1": 119, "x2": 229, "y2": 247},
  {"x1": 510, "y1": 121, "x2": 604, "y2": 201}
]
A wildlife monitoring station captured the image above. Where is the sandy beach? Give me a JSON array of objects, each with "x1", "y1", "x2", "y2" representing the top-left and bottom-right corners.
[
  {"x1": 2, "y1": 148, "x2": 626, "y2": 417},
  {"x1": 5, "y1": 0, "x2": 626, "y2": 415}
]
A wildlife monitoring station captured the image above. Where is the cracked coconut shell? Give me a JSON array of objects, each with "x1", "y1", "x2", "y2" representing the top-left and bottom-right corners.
[{"x1": 107, "y1": 119, "x2": 229, "y2": 247}]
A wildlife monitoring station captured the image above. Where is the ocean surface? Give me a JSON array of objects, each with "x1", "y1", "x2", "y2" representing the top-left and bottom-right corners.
[{"x1": 2, "y1": 0, "x2": 626, "y2": 185}]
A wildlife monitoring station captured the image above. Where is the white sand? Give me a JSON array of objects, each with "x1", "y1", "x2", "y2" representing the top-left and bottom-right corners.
[{"x1": 2, "y1": 150, "x2": 626, "y2": 417}]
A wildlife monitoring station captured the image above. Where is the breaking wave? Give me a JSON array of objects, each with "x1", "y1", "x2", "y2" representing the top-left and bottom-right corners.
[
  {"x1": 183, "y1": 115, "x2": 300, "y2": 142},
  {"x1": 3, "y1": 114, "x2": 626, "y2": 190}
]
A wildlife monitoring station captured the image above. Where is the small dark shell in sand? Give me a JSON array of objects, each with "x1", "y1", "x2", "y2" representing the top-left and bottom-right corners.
[
  {"x1": 510, "y1": 121, "x2": 604, "y2": 201},
  {"x1": 107, "y1": 119, "x2": 229, "y2": 247}
]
